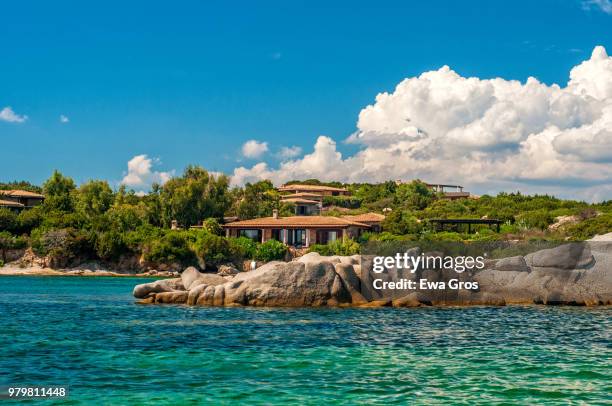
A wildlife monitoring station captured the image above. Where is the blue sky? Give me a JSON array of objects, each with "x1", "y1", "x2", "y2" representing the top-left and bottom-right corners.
[{"x1": 1, "y1": 0, "x2": 612, "y2": 198}]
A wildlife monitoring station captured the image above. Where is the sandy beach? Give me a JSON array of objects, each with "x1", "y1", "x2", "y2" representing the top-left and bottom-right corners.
[{"x1": 0, "y1": 265, "x2": 175, "y2": 278}]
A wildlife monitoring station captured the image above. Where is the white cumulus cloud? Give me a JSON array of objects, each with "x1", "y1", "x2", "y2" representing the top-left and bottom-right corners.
[
  {"x1": 0, "y1": 106, "x2": 28, "y2": 123},
  {"x1": 241, "y1": 140, "x2": 269, "y2": 158},
  {"x1": 231, "y1": 46, "x2": 612, "y2": 201},
  {"x1": 277, "y1": 145, "x2": 303, "y2": 159},
  {"x1": 121, "y1": 154, "x2": 174, "y2": 192}
]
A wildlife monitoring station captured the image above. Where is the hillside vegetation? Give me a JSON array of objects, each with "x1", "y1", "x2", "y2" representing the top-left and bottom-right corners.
[{"x1": 0, "y1": 167, "x2": 610, "y2": 268}]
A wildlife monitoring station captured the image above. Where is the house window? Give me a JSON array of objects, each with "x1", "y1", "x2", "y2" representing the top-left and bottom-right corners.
[
  {"x1": 295, "y1": 229, "x2": 306, "y2": 246},
  {"x1": 316, "y1": 229, "x2": 342, "y2": 244},
  {"x1": 297, "y1": 205, "x2": 306, "y2": 215},
  {"x1": 286, "y1": 229, "x2": 306, "y2": 247},
  {"x1": 239, "y1": 229, "x2": 262, "y2": 242},
  {"x1": 271, "y1": 229, "x2": 281, "y2": 241}
]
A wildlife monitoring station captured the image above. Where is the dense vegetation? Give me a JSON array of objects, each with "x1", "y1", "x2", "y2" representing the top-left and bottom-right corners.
[
  {"x1": 0, "y1": 167, "x2": 289, "y2": 269},
  {"x1": 318, "y1": 180, "x2": 611, "y2": 244},
  {"x1": 0, "y1": 167, "x2": 610, "y2": 268}
]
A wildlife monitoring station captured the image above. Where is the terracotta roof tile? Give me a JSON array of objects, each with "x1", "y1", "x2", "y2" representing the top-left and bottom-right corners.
[
  {"x1": 280, "y1": 198, "x2": 320, "y2": 204},
  {"x1": 341, "y1": 213, "x2": 386, "y2": 223},
  {"x1": 280, "y1": 192, "x2": 323, "y2": 199},
  {"x1": 0, "y1": 199, "x2": 25, "y2": 208},
  {"x1": 0, "y1": 189, "x2": 45, "y2": 199},
  {"x1": 223, "y1": 215, "x2": 369, "y2": 228}
]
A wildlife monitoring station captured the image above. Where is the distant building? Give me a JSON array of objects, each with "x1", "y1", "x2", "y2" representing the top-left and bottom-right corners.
[
  {"x1": 280, "y1": 196, "x2": 321, "y2": 215},
  {"x1": 341, "y1": 213, "x2": 385, "y2": 233},
  {"x1": 0, "y1": 198, "x2": 24, "y2": 211},
  {"x1": 424, "y1": 183, "x2": 471, "y2": 200},
  {"x1": 223, "y1": 209, "x2": 369, "y2": 248},
  {"x1": 0, "y1": 190, "x2": 45, "y2": 211},
  {"x1": 395, "y1": 180, "x2": 472, "y2": 200},
  {"x1": 278, "y1": 184, "x2": 349, "y2": 215},
  {"x1": 277, "y1": 184, "x2": 350, "y2": 197}
]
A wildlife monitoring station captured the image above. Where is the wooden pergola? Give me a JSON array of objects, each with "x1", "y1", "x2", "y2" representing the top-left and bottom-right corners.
[{"x1": 429, "y1": 218, "x2": 503, "y2": 233}]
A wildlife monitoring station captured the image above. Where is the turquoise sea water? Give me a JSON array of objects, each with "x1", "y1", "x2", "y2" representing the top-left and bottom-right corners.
[{"x1": 0, "y1": 276, "x2": 610, "y2": 405}]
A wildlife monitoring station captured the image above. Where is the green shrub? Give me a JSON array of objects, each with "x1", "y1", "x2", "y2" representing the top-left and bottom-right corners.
[
  {"x1": 332, "y1": 238, "x2": 360, "y2": 255},
  {"x1": 17, "y1": 207, "x2": 43, "y2": 234},
  {"x1": 39, "y1": 210, "x2": 88, "y2": 230},
  {"x1": 382, "y1": 232, "x2": 415, "y2": 242},
  {"x1": 515, "y1": 209, "x2": 555, "y2": 230},
  {"x1": 395, "y1": 180, "x2": 435, "y2": 210},
  {"x1": 0, "y1": 231, "x2": 28, "y2": 255},
  {"x1": 467, "y1": 228, "x2": 501, "y2": 242},
  {"x1": 499, "y1": 223, "x2": 521, "y2": 234},
  {"x1": 123, "y1": 225, "x2": 163, "y2": 251},
  {"x1": 322, "y1": 195, "x2": 363, "y2": 209},
  {"x1": 0, "y1": 208, "x2": 18, "y2": 233},
  {"x1": 93, "y1": 230, "x2": 127, "y2": 260},
  {"x1": 143, "y1": 231, "x2": 195, "y2": 265},
  {"x1": 30, "y1": 228, "x2": 91, "y2": 264},
  {"x1": 422, "y1": 231, "x2": 464, "y2": 242},
  {"x1": 192, "y1": 232, "x2": 231, "y2": 265},
  {"x1": 381, "y1": 209, "x2": 421, "y2": 235},
  {"x1": 255, "y1": 239, "x2": 287, "y2": 262},
  {"x1": 566, "y1": 214, "x2": 612, "y2": 240},
  {"x1": 202, "y1": 218, "x2": 224, "y2": 236},
  {"x1": 228, "y1": 236, "x2": 258, "y2": 259},
  {"x1": 357, "y1": 231, "x2": 374, "y2": 244},
  {"x1": 360, "y1": 232, "x2": 415, "y2": 242},
  {"x1": 105, "y1": 204, "x2": 148, "y2": 232},
  {"x1": 308, "y1": 239, "x2": 360, "y2": 256}
]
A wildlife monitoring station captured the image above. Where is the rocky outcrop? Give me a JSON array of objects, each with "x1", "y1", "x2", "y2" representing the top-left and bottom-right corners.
[
  {"x1": 181, "y1": 266, "x2": 227, "y2": 289},
  {"x1": 134, "y1": 256, "x2": 361, "y2": 307},
  {"x1": 525, "y1": 243, "x2": 594, "y2": 269},
  {"x1": 133, "y1": 242, "x2": 612, "y2": 307},
  {"x1": 493, "y1": 256, "x2": 530, "y2": 272},
  {"x1": 133, "y1": 278, "x2": 185, "y2": 298},
  {"x1": 189, "y1": 260, "x2": 350, "y2": 307}
]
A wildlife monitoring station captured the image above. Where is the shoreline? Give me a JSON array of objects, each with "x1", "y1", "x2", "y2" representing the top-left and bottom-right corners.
[{"x1": 0, "y1": 265, "x2": 174, "y2": 278}]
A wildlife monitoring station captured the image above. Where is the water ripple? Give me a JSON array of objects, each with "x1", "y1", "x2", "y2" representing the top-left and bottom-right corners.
[{"x1": 0, "y1": 276, "x2": 610, "y2": 405}]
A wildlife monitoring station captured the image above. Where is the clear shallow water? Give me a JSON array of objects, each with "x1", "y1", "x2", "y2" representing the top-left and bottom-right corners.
[{"x1": 0, "y1": 276, "x2": 610, "y2": 405}]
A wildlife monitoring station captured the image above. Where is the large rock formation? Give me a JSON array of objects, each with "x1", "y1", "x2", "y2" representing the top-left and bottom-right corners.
[
  {"x1": 133, "y1": 242, "x2": 612, "y2": 307},
  {"x1": 133, "y1": 278, "x2": 185, "y2": 298}
]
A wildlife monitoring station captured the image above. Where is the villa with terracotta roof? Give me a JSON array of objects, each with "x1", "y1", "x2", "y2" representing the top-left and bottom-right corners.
[
  {"x1": 278, "y1": 184, "x2": 349, "y2": 215},
  {"x1": 0, "y1": 190, "x2": 45, "y2": 211},
  {"x1": 223, "y1": 209, "x2": 370, "y2": 247},
  {"x1": 340, "y1": 213, "x2": 385, "y2": 232},
  {"x1": 280, "y1": 192, "x2": 323, "y2": 215}
]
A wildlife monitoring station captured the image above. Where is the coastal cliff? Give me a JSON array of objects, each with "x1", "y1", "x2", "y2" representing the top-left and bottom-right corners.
[{"x1": 133, "y1": 241, "x2": 612, "y2": 307}]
